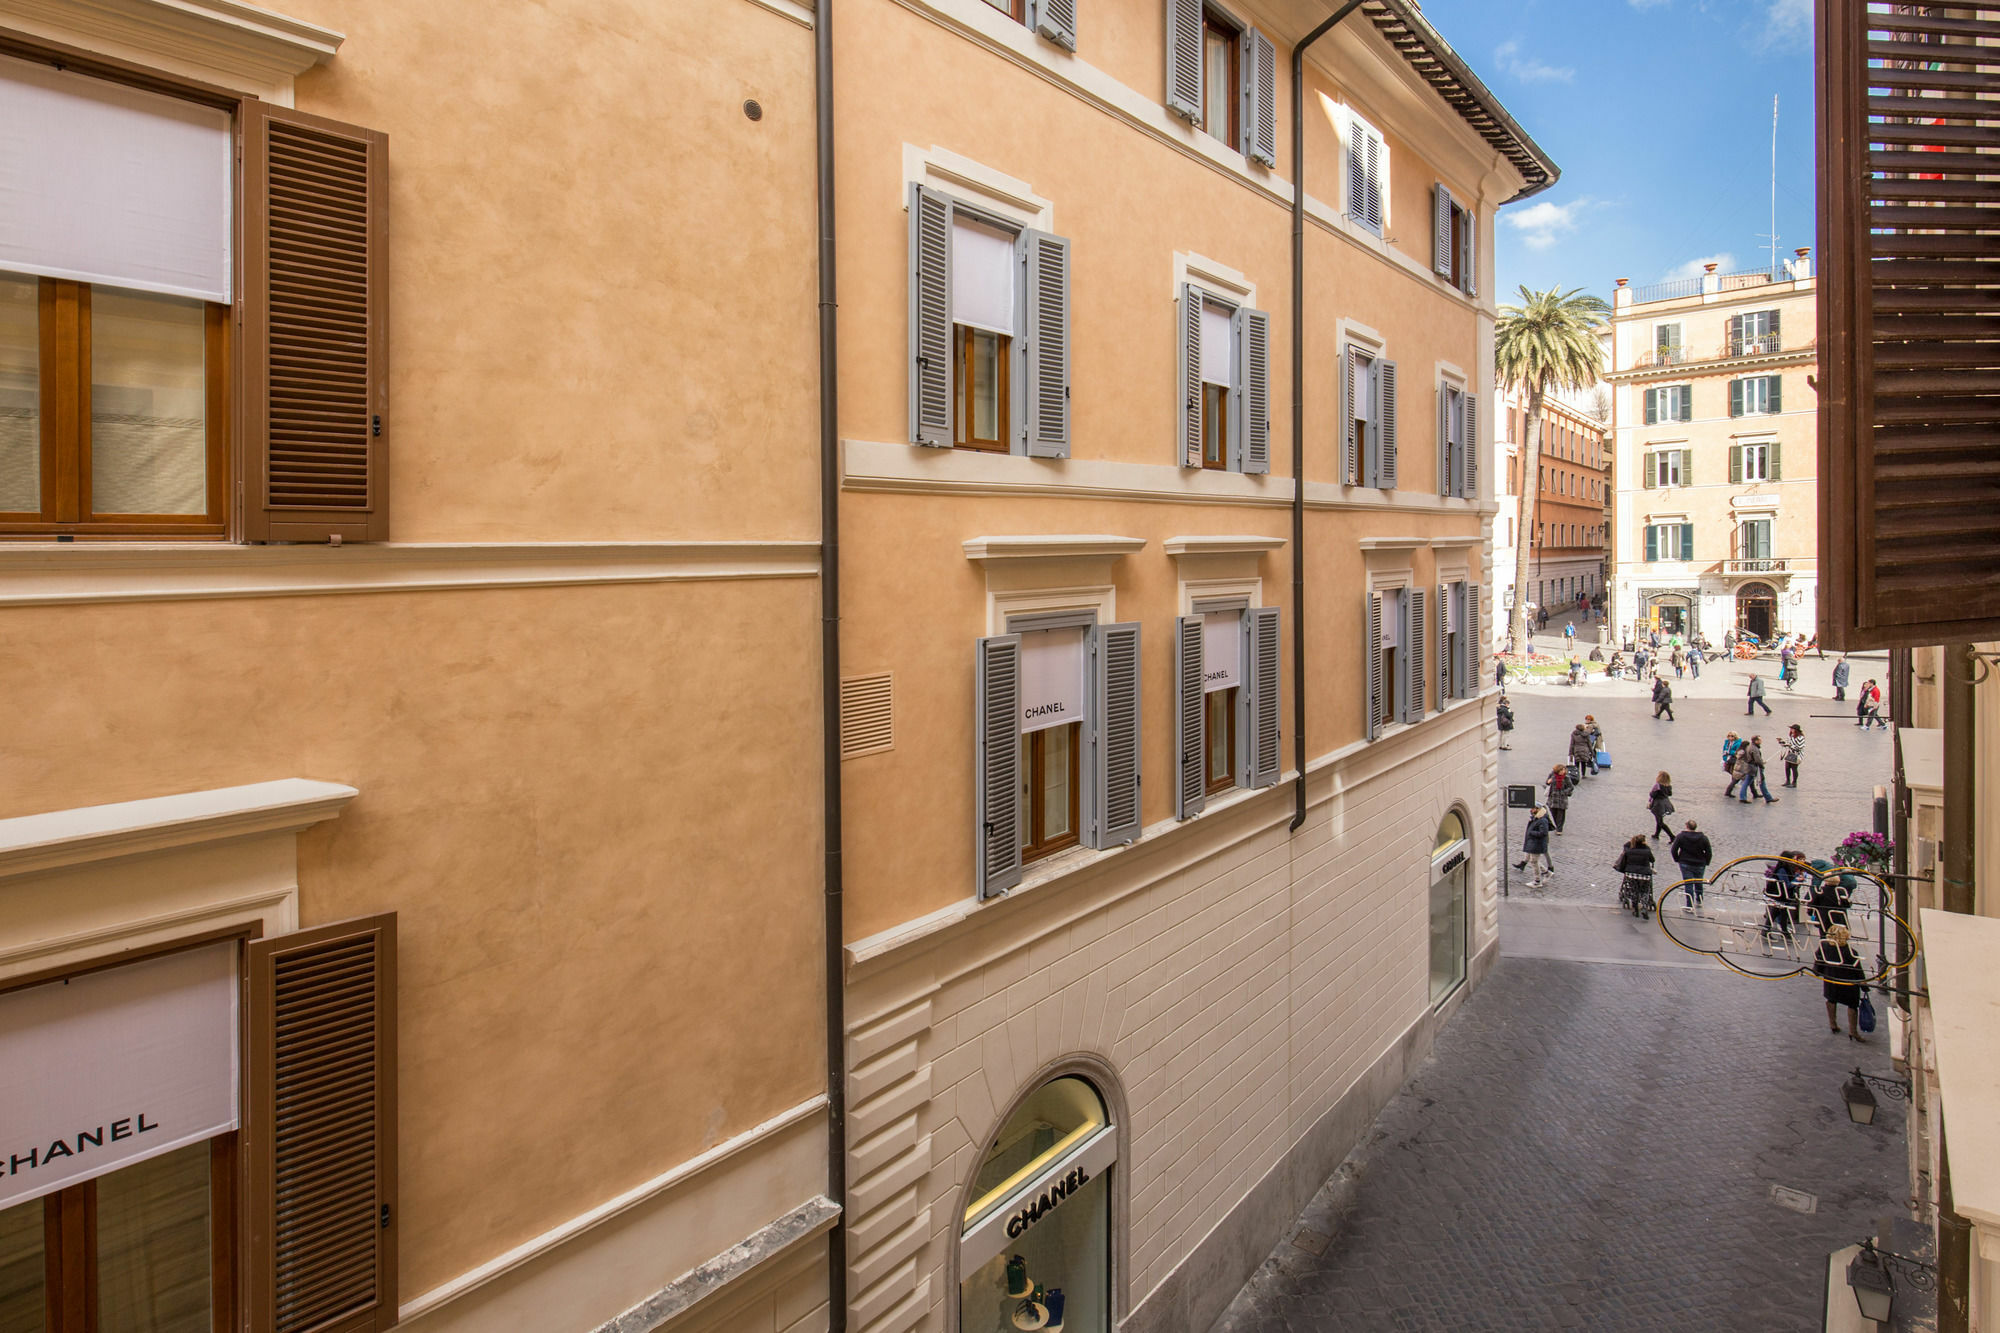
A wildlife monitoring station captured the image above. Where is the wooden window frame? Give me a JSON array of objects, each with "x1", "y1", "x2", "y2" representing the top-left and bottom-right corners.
[
  {"x1": 976, "y1": 0, "x2": 1027, "y2": 19},
  {"x1": 1022, "y1": 720, "x2": 1082, "y2": 863},
  {"x1": 1199, "y1": 9, "x2": 1240, "y2": 150},
  {"x1": 1200, "y1": 380, "x2": 1229, "y2": 470},
  {"x1": 2, "y1": 277, "x2": 229, "y2": 539},
  {"x1": 1204, "y1": 684, "x2": 1238, "y2": 794},
  {"x1": 953, "y1": 325, "x2": 1012, "y2": 453}
]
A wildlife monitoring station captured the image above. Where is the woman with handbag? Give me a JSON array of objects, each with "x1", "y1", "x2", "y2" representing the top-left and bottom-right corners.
[
  {"x1": 1514, "y1": 807, "x2": 1556, "y2": 887},
  {"x1": 1647, "y1": 772, "x2": 1675, "y2": 839},
  {"x1": 1815, "y1": 924, "x2": 1868, "y2": 1041},
  {"x1": 1544, "y1": 764, "x2": 1571, "y2": 833}
]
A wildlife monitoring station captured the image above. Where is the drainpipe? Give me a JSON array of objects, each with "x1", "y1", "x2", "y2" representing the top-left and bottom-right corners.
[
  {"x1": 814, "y1": 2, "x2": 848, "y2": 1328},
  {"x1": 1289, "y1": 0, "x2": 1367, "y2": 833},
  {"x1": 1935, "y1": 641, "x2": 1977, "y2": 1332}
]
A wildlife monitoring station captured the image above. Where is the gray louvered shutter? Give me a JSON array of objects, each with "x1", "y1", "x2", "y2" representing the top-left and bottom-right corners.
[
  {"x1": 1021, "y1": 228, "x2": 1071, "y2": 457},
  {"x1": 1769, "y1": 375, "x2": 1781, "y2": 414},
  {"x1": 1178, "y1": 284, "x2": 1202, "y2": 467},
  {"x1": 1643, "y1": 388, "x2": 1657, "y2": 426},
  {"x1": 910, "y1": 185, "x2": 953, "y2": 447},
  {"x1": 974, "y1": 635, "x2": 1023, "y2": 898},
  {"x1": 1404, "y1": 588, "x2": 1426, "y2": 723},
  {"x1": 1433, "y1": 186, "x2": 1453, "y2": 276},
  {"x1": 1342, "y1": 346, "x2": 1359, "y2": 483},
  {"x1": 1347, "y1": 118, "x2": 1367, "y2": 223},
  {"x1": 1462, "y1": 393, "x2": 1479, "y2": 497},
  {"x1": 1248, "y1": 607, "x2": 1281, "y2": 787},
  {"x1": 1091, "y1": 622, "x2": 1143, "y2": 847},
  {"x1": 1248, "y1": 29, "x2": 1276, "y2": 167},
  {"x1": 1033, "y1": 0, "x2": 1076, "y2": 50},
  {"x1": 1238, "y1": 307, "x2": 1270, "y2": 474},
  {"x1": 1174, "y1": 616, "x2": 1205, "y2": 819},
  {"x1": 1364, "y1": 132, "x2": 1383, "y2": 231},
  {"x1": 1377, "y1": 360, "x2": 1398, "y2": 489},
  {"x1": 1366, "y1": 592, "x2": 1383, "y2": 740},
  {"x1": 1437, "y1": 582, "x2": 1451, "y2": 710},
  {"x1": 1461, "y1": 207, "x2": 1477, "y2": 297},
  {"x1": 1730, "y1": 379, "x2": 1743, "y2": 419},
  {"x1": 1460, "y1": 586, "x2": 1478, "y2": 698},
  {"x1": 1678, "y1": 388, "x2": 1693, "y2": 423},
  {"x1": 1437, "y1": 388, "x2": 1451, "y2": 495},
  {"x1": 1166, "y1": 0, "x2": 1202, "y2": 121}
]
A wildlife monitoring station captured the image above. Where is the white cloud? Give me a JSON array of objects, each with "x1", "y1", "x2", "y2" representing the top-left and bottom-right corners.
[
  {"x1": 1665, "y1": 253, "x2": 1735, "y2": 280},
  {"x1": 1629, "y1": 0, "x2": 1671, "y2": 9},
  {"x1": 1493, "y1": 38, "x2": 1574, "y2": 85},
  {"x1": 1504, "y1": 198, "x2": 1591, "y2": 250},
  {"x1": 1761, "y1": 0, "x2": 1811, "y2": 47}
]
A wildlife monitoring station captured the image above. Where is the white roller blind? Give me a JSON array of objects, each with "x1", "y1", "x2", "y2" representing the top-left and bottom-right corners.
[
  {"x1": 952, "y1": 217, "x2": 1015, "y2": 336},
  {"x1": 0, "y1": 54, "x2": 232, "y2": 303},
  {"x1": 1380, "y1": 588, "x2": 1402, "y2": 648},
  {"x1": 1200, "y1": 302, "x2": 1233, "y2": 387},
  {"x1": 1019, "y1": 627, "x2": 1086, "y2": 733},
  {"x1": 1353, "y1": 355, "x2": 1376, "y2": 422},
  {"x1": 1202, "y1": 611, "x2": 1240, "y2": 692}
]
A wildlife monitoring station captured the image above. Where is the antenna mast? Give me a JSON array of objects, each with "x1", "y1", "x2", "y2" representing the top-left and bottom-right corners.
[{"x1": 1770, "y1": 94, "x2": 1780, "y2": 275}]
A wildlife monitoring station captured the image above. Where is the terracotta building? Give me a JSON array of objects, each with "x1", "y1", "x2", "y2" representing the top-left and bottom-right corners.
[{"x1": 1490, "y1": 386, "x2": 1607, "y2": 631}]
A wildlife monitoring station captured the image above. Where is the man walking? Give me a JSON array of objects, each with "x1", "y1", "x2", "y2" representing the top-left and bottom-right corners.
[
  {"x1": 1688, "y1": 641, "x2": 1703, "y2": 678},
  {"x1": 1737, "y1": 735, "x2": 1779, "y2": 804},
  {"x1": 1669, "y1": 820, "x2": 1713, "y2": 908},
  {"x1": 1652, "y1": 673, "x2": 1676, "y2": 721},
  {"x1": 1832, "y1": 655, "x2": 1850, "y2": 702},
  {"x1": 1746, "y1": 673, "x2": 1773, "y2": 716}
]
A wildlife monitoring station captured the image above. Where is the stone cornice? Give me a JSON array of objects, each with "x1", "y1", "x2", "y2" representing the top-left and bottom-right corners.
[{"x1": 0, "y1": 778, "x2": 356, "y2": 880}]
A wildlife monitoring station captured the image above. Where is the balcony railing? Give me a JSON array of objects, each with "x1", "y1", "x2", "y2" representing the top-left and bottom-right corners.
[
  {"x1": 1728, "y1": 334, "x2": 1784, "y2": 357},
  {"x1": 1625, "y1": 338, "x2": 1817, "y2": 371},
  {"x1": 1725, "y1": 557, "x2": 1789, "y2": 575},
  {"x1": 1627, "y1": 265, "x2": 1798, "y2": 305}
]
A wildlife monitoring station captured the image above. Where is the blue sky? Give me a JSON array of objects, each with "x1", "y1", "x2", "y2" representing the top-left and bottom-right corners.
[{"x1": 1417, "y1": 0, "x2": 1815, "y2": 302}]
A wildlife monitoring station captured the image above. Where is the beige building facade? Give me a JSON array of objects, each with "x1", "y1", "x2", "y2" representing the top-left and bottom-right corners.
[
  {"x1": 1606, "y1": 255, "x2": 1819, "y2": 644},
  {"x1": 1490, "y1": 386, "x2": 1606, "y2": 635}
]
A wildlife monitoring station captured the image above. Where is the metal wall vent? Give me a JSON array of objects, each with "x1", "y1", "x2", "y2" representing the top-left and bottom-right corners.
[{"x1": 840, "y1": 672, "x2": 894, "y2": 760}]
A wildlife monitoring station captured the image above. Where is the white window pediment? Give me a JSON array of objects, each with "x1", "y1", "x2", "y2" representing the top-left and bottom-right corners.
[{"x1": 0, "y1": 0, "x2": 343, "y2": 103}]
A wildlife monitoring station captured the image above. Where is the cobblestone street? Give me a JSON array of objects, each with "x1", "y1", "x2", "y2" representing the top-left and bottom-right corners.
[{"x1": 1208, "y1": 652, "x2": 1920, "y2": 1332}]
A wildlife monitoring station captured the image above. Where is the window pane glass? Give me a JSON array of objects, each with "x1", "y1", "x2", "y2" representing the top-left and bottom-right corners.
[
  {"x1": 970, "y1": 330, "x2": 1000, "y2": 443},
  {"x1": 96, "y1": 1141, "x2": 212, "y2": 1333},
  {"x1": 1429, "y1": 865, "x2": 1466, "y2": 1003},
  {"x1": 0, "y1": 273, "x2": 36, "y2": 515},
  {"x1": 965, "y1": 1076, "x2": 1107, "y2": 1224},
  {"x1": 90, "y1": 287, "x2": 207, "y2": 516},
  {"x1": 1202, "y1": 383, "x2": 1226, "y2": 465},
  {"x1": 0, "y1": 1194, "x2": 43, "y2": 1333},
  {"x1": 1206, "y1": 688, "x2": 1232, "y2": 782},
  {"x1": 1041, "y1": 725, "x2": 1072, "y2": 840},
  {"x1": 1202, "y1": 28, "x2": 1232, "y2": 138}
]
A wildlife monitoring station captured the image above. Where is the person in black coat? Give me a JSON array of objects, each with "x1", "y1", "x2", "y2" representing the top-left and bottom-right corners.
[
  {"x1": 1815, "y1": 924, "x2": 1868, "y2": 1040},
  {"x1": 1668, "y1": 821, "x2": 1713, "y2": 907},
  {"x1": 1544, "y1": 764, "x2": 1572, "y2": 833},
  {"x1": 1613, "y1": 834, "x2": 1656, "y2": 915},
  {"x1": 1495, "y1": 695, "x2": 1514, "y2": 750},
  {"x1": 1652, "y1": 674, "x2": 1675, "y2": 721},
  {"x1": 1647, "y1": 771, "x2": 1675, "y2": 838},
  {"x1": 1514, "y1": 807, "x2": 1555, "y2": 887}
]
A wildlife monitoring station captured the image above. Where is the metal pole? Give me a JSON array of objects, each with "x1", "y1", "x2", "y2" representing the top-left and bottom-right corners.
[{"x1": 1502, "y1": 801, "x2": 1510, "y2": 898}]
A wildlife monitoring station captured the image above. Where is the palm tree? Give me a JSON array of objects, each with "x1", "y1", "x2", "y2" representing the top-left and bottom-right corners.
[{"x1": 1495, "y1": 286, "x2": 1610, "y2": 656}]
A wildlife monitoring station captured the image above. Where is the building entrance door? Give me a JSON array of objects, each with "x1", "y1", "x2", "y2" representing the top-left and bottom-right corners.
[
  {"x1": 1657, "y1": 605, "x2": 1687, "y2": 636},
  {"x1": 1737, "y1": 583, "x2": 1776, "y2": 640}
]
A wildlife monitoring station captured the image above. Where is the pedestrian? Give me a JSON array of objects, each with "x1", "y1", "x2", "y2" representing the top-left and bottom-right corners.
[
  {"x1": 1669, "y1": 820, "x2": 1713, "y2": 907},
  {"x1": 1815, "y1": 924, "x2": 1868, "y2": 1041},
  {"x1": 1583, "y1": 715, "x2": 1603, "y2": 771},
  {"x1": 1568, "y1": 724, "x2": 1595, "y2": 781},
  {"x1": 1688, "y1": 642, "x2": 1703, "y2": 678},
  {"x1": 1832, "y1": 655, "x2": 1850, "y2": 702},
  {"x1": 1723, "y1": 628, "x2": 1736, "y2": 654},
  {"x1": 1779, "y1": 651, "x2": 1797, "y2": 693},
  {"x1": 1564, "y1": 620, "x2": 1576, "y2": 646},
  {"x1": 1494, "y1": 654, "x2": 1506, "y2": 689},
  {"x1": 1539, "y1": 605, "x2": 1549, "y2": 631},
  {"x1": 1495, "y1": 695, "x2": 1514, "y2": 750},
  {"x1": 1515, "y1": 806, "x2": 1555, "y2": 887},
  {"x1": 1651, "y1": 673, "x2": 1675, "y2": 721},
  {"x1": 1738, "y1": 735, "x2": 1778, "y2": 803},
  {"x1": 1648, "y1": 771, "x2": 1675, "y2": 839},
  {"x1": 1671, "y1": 645, "x2": 1684, "y2": 678},
  {"x1": 1721, "y1": 731, "x2": 1745, "y2": 796},
  {"x1": 1545, "y1": 764, "x2": 1571, "y2": 833},
  {"x1": 1805, "y1": 859, "x2": 1853, "y2": 936},
  {"x1": 1635, "y1": 646, "x2": 1651, "y2": 678},
  {"x1": 1764, "y1": 856, "x2": 1799, "y2": 943},
  {"x1": 1746, "y1": 672, "x2": 1772, "y2": 716},
  {"x1": 1861, "y1": 679, "x2": 1887, "y2": 730},
  {"x1": 1779, "y1": 723, "x2": 1805, "y2": 788},
  {"x1": 1613, "y1": 834, "x2": 1656, "y2": 916}
]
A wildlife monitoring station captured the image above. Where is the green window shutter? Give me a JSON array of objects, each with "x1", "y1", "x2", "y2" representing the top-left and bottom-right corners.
[
  {"x1": 1770, "y1": 439, "x2": 1782, "y2": 480},
  {"x1": 909, "y1": 184, "x2": 953, "y2": 447},
  {"x1": 1769, "y1": 308, "x2": 1781, "y2": 342},
  {"x1": 1174, "y1": 615, "x2": 1205, "y2": 819},
  {"x1": 1089, "y1": 622, "x2": 1143, "y2": 847},
  {"x1": 1643, "y1": 451, "x2": 1656, "y2": 489},
  {"x1": 1730, "y1": 444, "x2": 1742, "y2": 484},
  {"x1": 1768, "y1": 374, "x2": 1782, "y2": 414},
  {"x1": 1730, "y1": 380, "x2": 1743, "y2": 418},
  {"x1": 1166, "y1": 0, "x2": 1202, "y2": 120},
  {"x1": 1020, "y1": 228, "x2": 1071, "y2": 457},
  {"x1": 1678, "y1": 386, "x2": 1693, "y2": 423},
  {"x1": 1728, "y1": 314, "x2": 1742, "y2": 355},
  {"x1": 1644, "y1": 388, "x2": 1657, "y2": 425},
  {"x1": 1645, "y1": 526, "x2": 1658, "y2": 562},
  {"x1": 1681, "y1": 523, "x2": 1695, "y2": 558},
  {"x1": 974, "y1": 635, "x2": 1023, "y2": 898},
  {"x1": 1680, "y1": 448, "x2": 1693, "y2": 484}
]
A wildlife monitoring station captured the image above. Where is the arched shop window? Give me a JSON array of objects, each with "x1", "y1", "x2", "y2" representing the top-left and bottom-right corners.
[
  {"x1": 1430, "y1": 811, "x2": 1470, "y2": 1004},
  {"x1": 960, "y1": 1076, "x2": 1116, "y2": 1333}
]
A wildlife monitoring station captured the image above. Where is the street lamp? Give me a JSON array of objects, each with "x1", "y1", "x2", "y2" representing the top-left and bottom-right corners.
[
  {"x1": 1840, "y1": 1068, "x2": 1912, "y2": 1126},
  {"x1": 1844, "y1": 1239, "x2": 1936, "y2": 1324}
]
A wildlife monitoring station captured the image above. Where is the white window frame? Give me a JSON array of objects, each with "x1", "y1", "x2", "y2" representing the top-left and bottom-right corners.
[
  {"x1": 1737, "y1": 376, "x2": 1775, "y2": 417},
  {"x1": 1741, "y1": 441, "x2": 1770, "y2": 482},
  {"x1": 1650, "y1": 450, "x2": 1683, "y2": 488},
  {"x1": 1654, "y1": 321, "x2": 1683, "y2": 361},
  {"x1": 1648, "y1": 522, "x2": 1689, "y2": 561},
  {"x1": 1739, "y1": 517, "x2": 1774, "y2": 561}
]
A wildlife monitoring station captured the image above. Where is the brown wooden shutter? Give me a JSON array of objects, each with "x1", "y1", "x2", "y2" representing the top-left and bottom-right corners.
[
  {"x1": 241, "y1": 102, "x2": 389, "y2": 543},
  {"x1": 246, "y1": 914, "x2": 398, "y2": 1333},
  {"x1": 1818, "y1": 3, "x2": 2000, "y2": 647}
]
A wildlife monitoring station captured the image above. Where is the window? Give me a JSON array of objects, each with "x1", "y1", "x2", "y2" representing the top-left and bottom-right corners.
[
  {"x1": 1435, "y1": 580, "x2": 1476, "y2": 705},
  {"x1": 1654, "y1": 322, "x2": 1683, "y2": 364},
  {"x1": 1343, "y1": 344, "x2": 1398, "y2": 487},
  {"x1": 1732, "y1": 439, "x2": 1781, "y2": 483},
  {"x1": 1346, "y1": 113, "x2": 1386, "y2": 234},
  {"x1": 1023, "y1": 720, "x2": 1081, "y2": 861},
  {"x1": 1729, "y1": 308, "x2": 1781, "y2": 356},
  {"x1": 1431, "y1": 187, "x2": 1475, "y2": 295},
  {"x1": 910, "y1": 187, "x2": 1071, "y2": 458},
  {"x1": 1166, "y1": 3, "x2": 1275, "y2": 164},
  {"x1": 1437, "y1": 381, "x2": 1476, "y2": 498},
  {"x1": 1643, "y1": 384, "x2": 1692, "y2": 425},
  {"x1": 1645, "y1": 522, "x2": 1694, "y2": 561},
  {"x1": 1730, "y1": 374, "x2": 1782, "y2": 418},
  {"x1": 978, "y1": 0, "x2": 1024, "y2": 16},
  {"x1": 1178, "y1": 285, "x2": 1269, "y2": 474},
  {"x1": 1365, "y1": 586, "x2": 1426, "y2": 737},
  {"x1": 1174, "y1": 604, "x2": 1280, "y2": 818},
  {"x1": 1645, "y1": 448, "x2": 1689, "y2": 489},
  {"x1": 1200, "y1": 10, "x2": 1239, "y2": 149},
  {"x1": 1740, "y1": 518, "x2": 1773, "y2": 561}
]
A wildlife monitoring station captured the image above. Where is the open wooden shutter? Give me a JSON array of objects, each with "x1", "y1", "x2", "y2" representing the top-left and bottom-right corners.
[
  {"x1": 1091, "y1": 622, "x2": 1143, "y2": 847},
  {"x1": 1365, "y1": 592, "x2": 1383, "y2": 740},
  {"x1": 1432, "y1": 186, "x2": 1453, "y2": 276},
  {"x1": 1178, "y1": 285, "x2": 1202, "y2": 467},
  {"x1": 1436, "y1": 582, "x2": 1451, "y2": 710},
  {"x1": 1727, "y1": 313, "x2": 1744, "y2": 357},
  {"x1": 1680, "y1": 448, "x2": 1693, "y2": 484},
  {"x1": 1642, "y1": 451, "x2": 1656, "y2": 489},
  {"x1": 1174, "y1": 616, "x2": 1205, "y2": 819},
  {"x1": 1020, "y1": 229, "x2": 1071, "y2": 457},
  {"x1": 1236, "y1": 307, "x2": 1270, "y2": 473},
  {"x1": 1166, "y1": 0, "x2": 1202, "y2": 121},
  {"x1": 1247, "y1": 607, "x2": 1281, "y2": 787},
  {"x1": 1247, "y1": 29, "x2": 1277, "y2": 167},
  {"x1": 1729, "y1": 379, "x2": 1744, "y2": 419},
  {"x1": 974, "y1": 635, "x2": 1023, "y2": 898},
  {"x1": 1033, "y1": 0, "x2": 1077, "y2": 50},
  {"x1": 242, "y1": 103, "x2": 388, "y2": 543},
  {"x1": 1678, "y1": 388, "x2": 1693, "y2": 423},
  {"x1": 1403, "y1": 588, "x2": 1425, "y2": 724},
  {"x1": 1770, "y1": 438, "x2": 1782, "y2": 481},
  {"x1": 1377, "y1": 360, "x2": 1398, "y2": 489},
  {"x1": 246, "y1": 914, "x2": 397, "y2": 1333},
  {"x1": 1681, "y1": 523, "x2": 1694, "y2": 560},
  {"x1": 1459, "y1": 583, "x2": 1478, "y2": 699},
  {"x1": 1645, "y1": 525, "x2": 1658, "y2": 562},
  {"x1": 1461, "y1": 393, "x2": 1479, "y2": 497},
  {"x1": 1437, "y1": 388, "x2": 1451, "y2": 495},
  {"x1": 909, "y1": 185, "x2": 953, "y2": 447},
  {"x1": 1341, "y1": 347, "x2": 1359, "y2": 482},
  {"x1": 1363, "y1": 131, "x2": 1384, "y2": 231},
  {"x1": 1730, "y1": 444, "x2": 1743, "y2": 484}
]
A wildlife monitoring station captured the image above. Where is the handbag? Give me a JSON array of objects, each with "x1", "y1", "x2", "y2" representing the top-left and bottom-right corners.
[{"x1": 1858, "y1": 990, "x2": 1877, "y2": 1034}]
